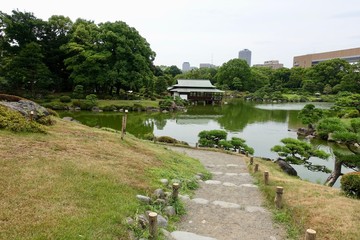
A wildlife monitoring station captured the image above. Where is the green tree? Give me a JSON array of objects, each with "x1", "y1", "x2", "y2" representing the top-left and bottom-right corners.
[
  {"x1": 164, "y1": 65, "x2": 182, "y2": 77},
  {"x1": 154, "y1": 76, "x2": 169, "y2": 95},
  {"x1": 198, "y1": 130, "x2": 227, "y2": 147},
  {"x1": 305, "y1": 58, "x2": 351, "y2": 93},
  {"x1": 324, "y1": 118, "x2": 360, "y2": 186},
  {"x1": 2, "y1": 42, "x2": 52, "y2": 96},
  {"x1": 216, "y1": 59, "x2": 251, "y2": 91},
  {"x1": 298, "y1": 104, "x2": 324, "y2": 129},
  {"x1": 271, "y1": 138, "x2": 330, "y2": 172}
]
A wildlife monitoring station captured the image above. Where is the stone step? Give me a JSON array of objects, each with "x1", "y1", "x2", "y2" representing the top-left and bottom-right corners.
[{"x1": 171, "y1": 231, "x2": 217, "y2": 240}]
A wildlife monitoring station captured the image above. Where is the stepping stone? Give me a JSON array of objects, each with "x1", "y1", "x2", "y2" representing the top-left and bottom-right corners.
[
  {"x1": 204, "y1": 180, "x2": 221, "y2": 185},
  {"x1": 225, "y1": 173, "x2": 238, "y2": 176},
  {"x1": 206, "y1": 164, "x2": 216, "y2": 168},
  {"x1": 226, "y1": 164, "x2": 239, "y2": 167},
  {"x1": 223, "y1": 182, "x2": 237, "y2": 187},
  {"x1": 240, "y1": 183, "x2": 258, "y2": 188},
  {"x1": 245, "y1": 206, "x2": 266, "y2": 213},
  {"x1": 192, "y1": 198, "x2": 209, "y2": 204},
  {"x1": 239, "y1": 173, "x2": 250, "y2": 176},
  {"x1": 171, "y1": 231, "x2": 217, "y2": 240},
  {"x1": 179, "y1": 194, "x2": 190, "y2": 201},
  {"x1": 211, "y1": 171, "x2": 223, "y2": 175},
  {"x1": 212, "y1": 200, "x2": 241, "y2": 209}
]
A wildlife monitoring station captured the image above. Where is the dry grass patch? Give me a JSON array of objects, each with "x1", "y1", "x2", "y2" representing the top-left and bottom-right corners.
[
  {"x1": 246, "y1": 157, "x2": 360, "y2": 240},
  {"x1": 0, "y1": 118, "x2": 208, "y2": 239}
]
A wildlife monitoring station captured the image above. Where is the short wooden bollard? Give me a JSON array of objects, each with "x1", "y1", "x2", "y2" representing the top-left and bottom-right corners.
[
  {"x1": 245, "y1": 151, "x2": 249, "y2": 157},
  {"x1": 121, "y1": 116, "x2": 125, "y2": 140},
  {"x1": 195, "y1": 142, "x2": 198, "y2": 148},
  {"x1": 172, "y1": 182, "x2": 180, "y2": 200},
  {"x1": 274, "y1": 186, "x2": 283, "y2": 209},
  {"x1": 30, "y1": 111, "x2": 34, "y2": 121},
  {"x1": 254, "y1": 163, "x2": 259, "y2": 172},
  {"x1": 264, "y1": 171, "x2": 269, "y2": 185},
  {"x1": 148, "y1": 212, "x2": 158, "y2": 240},
  {"x1": 305, "y1": 229, "x2": 316, "y2": 240},
  {"x1": 250, "y1": 156, "x2": 253, "y2": 165}
]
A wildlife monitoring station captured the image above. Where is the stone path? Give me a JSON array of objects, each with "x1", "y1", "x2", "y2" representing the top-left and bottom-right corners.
[{"x1": 167, "y1": 147, "x2": 285, "y2": 240}]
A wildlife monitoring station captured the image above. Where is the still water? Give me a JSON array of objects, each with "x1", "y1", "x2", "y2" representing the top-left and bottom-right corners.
[{"x1": 59, "y1": 100, "x2": 353, "y2": 187}]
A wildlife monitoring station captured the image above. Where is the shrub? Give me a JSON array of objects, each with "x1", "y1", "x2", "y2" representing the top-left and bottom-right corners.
[
  {"x1": 85, "y1": 94, "x2": 98, "y2": 105},
  {"x1": 156, "y1": 136, "x2": 178, "y2": 144},
  {"x1": 100, "y1": 105, "x2": 118, "y2": 112},
  {"x1": 42, "y1": 102, "x2": 68, "y2": 110},
  {"x1": 72, "y1": 100, "x2": 96, "y2": 110},
  {"x1": 59, "y1": 95, "x2": 72, "y2": 103},
  {"x1": 0, "y1": 105, "x2": 46, "y2": 133},
  {"x1": 341, "y1": 172, "x2": 360, "y2": 198},
  {"x1": 46, "y1": 108, "x2": 59, "y2": 117},
  {"x1": 143, "y1": 133, "x2": 155, "y2": 141}
]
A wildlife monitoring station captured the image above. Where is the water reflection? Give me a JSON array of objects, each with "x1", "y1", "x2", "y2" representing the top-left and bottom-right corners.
[{"x1": 59, "y1": 100, "x2": 351, "y2": 187}]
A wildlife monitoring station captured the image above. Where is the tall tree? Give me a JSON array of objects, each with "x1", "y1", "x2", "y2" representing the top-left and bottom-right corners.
[
  {"x1": 2, "y1": 42, "x2": 52, "y2": 95},
  {"x1": 305, "y1": 59, "x2": 351, "y2": 93},
  {"x1": 216, "y1": 59, "x2": 251, "y2": 91},
  {"x1": 324, "y1": 118, "x2": 360, "y2": 186}
]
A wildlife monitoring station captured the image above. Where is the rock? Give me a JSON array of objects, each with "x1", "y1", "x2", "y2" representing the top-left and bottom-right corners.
[
  {"x1": 91, "y1": 106, "x2": 101, "y2": 112},
  {"x1": 136, "y1": 194, "x2": 151, "y2": 204},
  {"x1": 157, "y1": 214, "x2": 168, "y2": 227},
  {"x1": 195, "y1": 173, "x2": 204, "y2": 180},
  {"x1": 153, "y1": 188, "x2": 165, "y2": 199},
  {"x1": 145, "y1": 211, "x2": 168, "y2": 228},
  {"x1": 137, "y1": 214, "x2": 148, "y2": 229},
  {"x1": 74, "y1": 107, "x2": 81, "y2": 111},
  {"x1": 171, "y1": 231, "x2": 217, "y2": 240},
  {"x1": 0, "y1": 99, "x2": 49, "y2": 120},
  {"x1": 62, "y1": 117, "x2": 80, "y2": 123},
  {"x1": 160, "y1": 178, "x2": 169, "y2": 186},
  {"x1": 164, "y1": 206, "x2": 176, "y2": 216},
  {"x1": 125, "y1": 217, "x2": 134, "y2": 225},
  {"x1": 161, "y1": 229, "x2": 175, "y2": 240},
  {"x1": 155, "y1": 199, "x2": 166, "y2": 205},
  {"x1": 276, "y1": 159, "x2": 297, "y2": 176}
]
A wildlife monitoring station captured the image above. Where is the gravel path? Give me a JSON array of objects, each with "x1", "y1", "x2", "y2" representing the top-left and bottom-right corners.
[{"x1": 167, "y1": 147, "x2": 285, "y2": 240}]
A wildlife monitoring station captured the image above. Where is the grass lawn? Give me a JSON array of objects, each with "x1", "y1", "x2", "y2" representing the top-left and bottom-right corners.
[
  {"x1": 0, "y1": 118, "x2": 208, "y2": 239},
  {"x1": 97, "y1": 99, "x2": 159, "y2": 108},
  {"x1": 247, "y1": 157, "x2": 360, "y2": 240}
]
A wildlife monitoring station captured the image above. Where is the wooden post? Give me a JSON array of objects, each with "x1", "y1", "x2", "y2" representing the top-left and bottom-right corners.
[
  {"x1": 30, "y1": 111, "x2": 34, "y2": 121},
  {"x1": 121, "y1": 115, "x2": 125, "y2": 140},
  {"x1": 124, "y1": 109, "x2": 128, "y2": 133},
  {"x1": 246, "y1": 151, "x2": 249, "y2": 157},
  {"x1": 264, "y1": 171, "x2": 269, "y2": 185},
  {"x1": 250, "y1": 156, "x2": 253, "y2": 165},
  {"x1": 254, "y1": 163, "x2": 259, "y2": 172},
  {"x1": 195, "y1": 142, "x2": 198, "y2": 148},
  {"x1": 274, "y1": 186, "x2": 283, "y2": 209},
  {"x1": 172, "y1": 182, "x2": 180, "y2": 200},
  {"x1": 148, "y1": 212, "x2": 158, "y2": 240},
  {"x1": 305, "y1": 229, "x2": 316, "y2": 240}
]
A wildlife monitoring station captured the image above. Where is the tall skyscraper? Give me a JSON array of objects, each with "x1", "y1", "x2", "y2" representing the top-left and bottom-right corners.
[
  {"x1": 182, "y1": 62, "x2": 190, "y2": 72},
  {"x1": 238, "y1": 49, "x2": 252, "y2": 66}
]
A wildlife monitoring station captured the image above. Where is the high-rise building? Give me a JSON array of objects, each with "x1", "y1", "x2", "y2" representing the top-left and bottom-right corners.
[
  {"x1": 293, "y1": 47, "x2": 360, "y2": 68},
  {"x1": 253, "y1": 60, "x2": 283, "y2": 69},
  {"x1": 182, "y1": 62, "x2": 191, "y2": 72},
  {"x1": 199, "y1": 63, "x2": 215, "y2": 69},
  {"x1": 238, "y1": 49, "x2": 252, "y2": 66}
]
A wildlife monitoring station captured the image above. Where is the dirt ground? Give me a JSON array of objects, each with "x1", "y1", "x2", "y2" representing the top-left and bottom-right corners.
[{"x1": 167, "y1": 147, "x2": 285, "y2": 240}]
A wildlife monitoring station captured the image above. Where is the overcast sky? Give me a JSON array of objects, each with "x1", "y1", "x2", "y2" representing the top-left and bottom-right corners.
[{"x1": 2, "y1": 0, "x2": 360, "y2": 68}]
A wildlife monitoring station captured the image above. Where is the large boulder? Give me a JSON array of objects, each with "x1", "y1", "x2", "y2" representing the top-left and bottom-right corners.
[
  {"x1": 275, "y1": 159, "x2": 298, "y2": 176},
  {"x1": 0, "y1": 99, "x2": 50, "y2": 121}
]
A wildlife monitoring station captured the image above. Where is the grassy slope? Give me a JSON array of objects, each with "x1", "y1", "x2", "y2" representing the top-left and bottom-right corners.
[
  {"x1": 247, "y1": 158, "x2": 360, "y2": 240},
  {"x1": 0, "y1": 119, "x2": 208, "y2": 239}
]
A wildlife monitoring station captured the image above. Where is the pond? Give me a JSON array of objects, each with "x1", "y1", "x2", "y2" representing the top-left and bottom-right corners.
[{"x1": 59, "y1": 99, "x2": 353, "y2": 188}]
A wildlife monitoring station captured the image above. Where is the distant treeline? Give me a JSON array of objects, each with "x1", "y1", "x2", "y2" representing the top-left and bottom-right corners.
[{"x1": 0, "y1": 10, "x2": 359, "y2": 99}]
